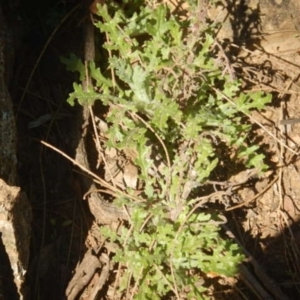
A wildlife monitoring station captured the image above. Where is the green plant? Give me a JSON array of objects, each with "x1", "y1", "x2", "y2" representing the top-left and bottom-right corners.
[{"x1": 65, "y1": 0, "x2": 271, "y2": 298}]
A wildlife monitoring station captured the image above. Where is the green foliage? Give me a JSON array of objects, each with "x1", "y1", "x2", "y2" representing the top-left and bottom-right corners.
[
  {"x1": 65, "y1": 0, "x2": 271, "y2": 298},
  {"x1": 100, "y1": 207, "x2": 245, "y2": 299}
]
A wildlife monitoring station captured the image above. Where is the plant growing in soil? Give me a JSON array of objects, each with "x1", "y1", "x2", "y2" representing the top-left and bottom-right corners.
[{"x1": 65, "y1": 0, "x2": 271, "y2": 298}]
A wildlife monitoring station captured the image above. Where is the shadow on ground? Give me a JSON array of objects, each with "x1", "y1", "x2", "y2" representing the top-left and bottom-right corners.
[{"x1": 1, "y1": 0, "x2": 300, "y2": 299}]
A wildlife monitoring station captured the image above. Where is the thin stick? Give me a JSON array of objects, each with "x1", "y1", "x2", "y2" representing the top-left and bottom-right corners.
[
  {"x1": 226, "y1": 175, "x2": 278, "y2": 211},
  {"x1": 40, "y1": 140, "x2": 141, "y2": 203},
  {"x1": 280, "y1": 118, "x2": 300, "y2": 125}
]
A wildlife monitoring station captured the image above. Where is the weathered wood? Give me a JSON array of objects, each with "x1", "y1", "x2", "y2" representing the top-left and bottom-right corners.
[{"x1": 0, "y1": 6, "x2": 31, "y2": 300}]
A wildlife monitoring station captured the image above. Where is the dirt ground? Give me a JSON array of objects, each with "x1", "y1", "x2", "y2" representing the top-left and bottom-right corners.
[
  {"x1": 3, "y1": 0, "x2": 300, "y2": 299},
  {"x1": 211, "y1": 0, "x2": 300, "y2": 299}
]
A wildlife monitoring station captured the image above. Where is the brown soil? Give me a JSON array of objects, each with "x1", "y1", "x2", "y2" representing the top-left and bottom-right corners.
[
  {"x1": 210, "y1": 0, "x2": 300, "y2": 299},
  {"x1": 3, "y1": 0, "x2": 300, "y2": 299}
]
